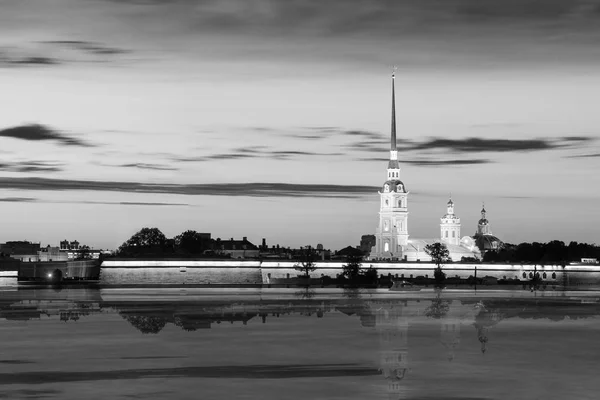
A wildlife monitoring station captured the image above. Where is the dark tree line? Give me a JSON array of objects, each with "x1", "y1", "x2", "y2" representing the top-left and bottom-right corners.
[
  {"x1": 115, "y1": 227, "x2": 213, "y2": 257},
  {"x1": 484, "y1": 241, "x2": 600, "y2": 264}
]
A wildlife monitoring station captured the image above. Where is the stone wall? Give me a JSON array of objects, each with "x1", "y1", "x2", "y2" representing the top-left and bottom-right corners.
[{"x1": 101, "y1": 260, "x2": 600, "y2": 285}]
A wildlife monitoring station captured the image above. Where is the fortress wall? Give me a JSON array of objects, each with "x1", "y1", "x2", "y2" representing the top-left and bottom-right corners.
[
  {"x1": 99, "y1": 266, "x2": 263, "y2": 285},
  {"x1": 100, "y1": 260, "x2": 599, "y2": 285},
  {"x1": 260, "y1": 262, "x2": 567, "y2": 283}
]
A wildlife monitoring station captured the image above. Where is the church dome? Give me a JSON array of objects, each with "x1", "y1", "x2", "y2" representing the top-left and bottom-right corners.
[
  {"x1": 382, "y1": 180, "x2": 406, "y2": 193},
  {"x1": 478, "y1": 218, "x2": 489, "y2": 225},
  {"x1": 473, "y1": 234, "x2": 503, "y2": 252}
]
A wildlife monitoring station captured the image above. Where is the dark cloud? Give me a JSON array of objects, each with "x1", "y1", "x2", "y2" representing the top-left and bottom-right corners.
[
  {"x1": 358, "y1": 157, "x2": 492, "y2": 166},
  {"x1": 0, "y1": 197, "x2": 36, "y2": 203},
  {"x1": 0, "y1": 161, "x2": 63, "y2": 173},
  {"x1": 565, "y1": 153, "x2": 600, "y2": 158},
  {"x1": 119, "y1": 163, "x2": 177, "y2": 171},
  {"x1": 174, "y1": 147, "x2": 343, "y2": 162},
  {"x1": 348, "y1": 136, "x2": 595, "y2": 155},
  {"x1": 114, "y1": 0, "x2": 600, "y2": 39},
  {"x1": 341, "y1": 130, "x2": 382, "y2": 140},
  {"x1": 41, "y1": 40, "x2": 130, "y2": 56},
  {"x1": 405, "y1": 136, "x2": 595, "y2": 152},
  {"x1": 3, "y1": 56, "x2": 60, "y2": 66},
  {"x1": 0, "y1": 177, "x2": 377, "y2": 199},
  {"x1": 0, "y1": 124, "x2": 94, "y2": 147}
]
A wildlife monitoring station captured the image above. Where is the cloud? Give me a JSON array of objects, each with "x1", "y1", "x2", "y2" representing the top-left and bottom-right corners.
[
  {"x1": 0, "y1": 177, "x2": 377, "y2": 199},
  {"x1": 1, "y1": 56, "x2": 61, "y2": 66},
  {"x1": 405, "y1": 136, "x2": 595, "y2": 153},
  {"x1": 565, "y1": 153, "x2": 600, "y2": 158},
  {"x1": 0, "y1": 197, "x2": 36, "y2": 202},
  {"x1": 103, "y1": 0, "x2": 600, "y2": 42},
  {"x1": 348, "y1": 136, "x2": 595, "y2": 155},
  {"x1": 0, "y1": 124, "x2": 94, "y2": 147},
  {"x1": 358, "y1": 157, "x2": 492, "y2": 166},
  {"x1": 0, "y1": 161, "x2": 64, "y2": 173},
  {"x1": 0, "y1": 40, "x2": 132, "y2": 69},
  {"x1": 118, "y1": 163, "x2": 177, "y2": 171},
  {"x1": 41, "y1": 40, "x2": 130, "y2": 56},
  {"x1": 174, "y1": 146, "x2": 343, "y2": 162}
]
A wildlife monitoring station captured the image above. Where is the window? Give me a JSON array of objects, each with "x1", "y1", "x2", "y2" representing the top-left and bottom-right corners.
[
  {"x1": 384, "y1": 242, "x2": 389, "y2": 252},
  {"x1": 552, "y1": 272, "x2": 557, "y2": 279},
  {"x1": 542, "y1": 272, "x2": 547, "y2": 279},
  {"x1": 452, "y1": 231, "x2": 455, "y2": 238},
  {"x1": 523, "y1": 272, "x2": 527, "y2": 278},
  {"x1": 445, "y1": 231, "x2": 448, "y2": 238},
  {"x1": 385, "y1": 199, "x2": 389, "y2": 206}
]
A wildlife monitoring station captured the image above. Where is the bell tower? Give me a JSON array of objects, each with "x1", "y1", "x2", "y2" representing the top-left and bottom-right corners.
[
  {"x1": 370, "y1": 70, "x2": 409, "y2": 260},
  {"x1": 477, "y1": 204, "x2": 492, "y2": 236},
  {"x1": 440, "y1": 197, "x2": 461, "y2": 246}
]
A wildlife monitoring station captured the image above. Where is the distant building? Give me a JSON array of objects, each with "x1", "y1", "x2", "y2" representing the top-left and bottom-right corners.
[
  {"x1": 0, "y1": 241, "x2": 41, "y2": 262},
  {"x1": 215, "y1": 237, "x2": 259, "y2": 259},
  {"x1": 38, "y1": 246, "x2": 69, "y2": 262},
  {"x1": 581, "y1": 258, "x2": 598, "y2": 264},
  {"x1": 58, "y1": 239, "x2": 103, "y2": 260}
]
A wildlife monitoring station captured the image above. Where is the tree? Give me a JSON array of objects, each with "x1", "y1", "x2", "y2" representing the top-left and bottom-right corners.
[
  {"x1": 294, "y1": 246, "x2": 318, "y2": 279},
  {"x1": 174, "y1": 230, "x2": 209, "y2": 254},
  {"x1": 425, "y1": 242, "x2": 450, "y2": 286},
  {"x1": 342, "y1": 254, "x2": 363, "y2": 281},
  {"x1": 117, "y1": 227, "x2": 167, "y2": 256}
]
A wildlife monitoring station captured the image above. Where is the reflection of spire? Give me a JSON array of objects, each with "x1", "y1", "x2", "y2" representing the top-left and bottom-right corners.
[
  {"x1": 472, "y1": 304, "x2": 504, "y2": 354},
  {"x1": 439, "y1": 300, "x2": 461, "y2": 362},
  {"x1": 373, "y1": 302, "x2": 409, "y2": 399}
]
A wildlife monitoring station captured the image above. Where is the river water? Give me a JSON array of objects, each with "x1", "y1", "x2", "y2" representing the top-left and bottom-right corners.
[{"x1": 1, "y1": 287, "x2": 599, "y2": 399}]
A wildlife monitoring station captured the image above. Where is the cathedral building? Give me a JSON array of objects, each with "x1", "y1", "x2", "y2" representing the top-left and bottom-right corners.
[{"x1": 368, "y1": 73, "x2": 500, "y2": 262}]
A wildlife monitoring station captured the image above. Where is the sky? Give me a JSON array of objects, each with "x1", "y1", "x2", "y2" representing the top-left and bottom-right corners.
[{"x1": 1, "y1": 0, "x2": 600, "y2": 251}]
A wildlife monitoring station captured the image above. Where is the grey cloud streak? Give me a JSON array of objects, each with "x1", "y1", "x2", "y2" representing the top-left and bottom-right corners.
[
  {"x1": 359, "y1": 157, "x2": 492, "y2": 166},
  {"x1": 347, "y1": 136, "x2": 595, "y2": 154},
  {"x1": 174, "y1": 146, "x2": 343, "y2": 162},
  {"x1": 0, "y1": 161, "x2": 64, "y2": 173},
  {"x1": 0, "y1": 124, "x2": 94, "y2": 147},
  {"x1": 0, "y1": 197, "x2": 188, "y2": 206},
  {"x1": 0, "y1": 177, "x2": 377, "y2": 199}
]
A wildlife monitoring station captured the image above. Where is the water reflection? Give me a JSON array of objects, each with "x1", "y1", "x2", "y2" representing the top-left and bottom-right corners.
[{"x1": 2, "y1": 288, "x2": 600, "y2": 399}]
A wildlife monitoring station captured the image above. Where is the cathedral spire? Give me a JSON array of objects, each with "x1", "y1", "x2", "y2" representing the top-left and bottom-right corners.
[
  {"x1": 391, "y1": 68, "x2": 397, "y2": 152},
  {"x1": 388, "y1": 68, "x2": 400, "y2": 173}
]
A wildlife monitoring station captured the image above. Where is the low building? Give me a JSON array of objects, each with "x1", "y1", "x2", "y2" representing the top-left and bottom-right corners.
[{"x1": 215, "y1": 237, "x2": 259, "y2": 259}]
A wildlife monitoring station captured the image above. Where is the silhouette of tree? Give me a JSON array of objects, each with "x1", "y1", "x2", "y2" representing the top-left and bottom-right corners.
[
  {"x1": 425, "y1": 243, "x2": 450, "y2": 286},
  {"x1": 121, "y1": 314, "x2": 167, "y2": 334},
  {"x1": 342, "y1": 254, "x2": 363, "y2": 281},
  {"x1": 116, "y1": 227, "x2": 168, "y2": 256},
  {"x1": 174, "y1": 230, "x2": 209, "y2": 254},
  {"x1": 294, "y1": 246, "x2": 317, "y2": 279}
]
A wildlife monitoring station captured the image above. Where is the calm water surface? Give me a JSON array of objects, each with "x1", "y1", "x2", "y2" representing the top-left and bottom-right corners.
[{"x1": 1, "y1": 287, "x2": 599, "y2": 399}]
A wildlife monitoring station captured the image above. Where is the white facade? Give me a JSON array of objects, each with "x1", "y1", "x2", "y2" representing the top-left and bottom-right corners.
[{"x1": 440, "y1": 199, "x2": 461, "y2": 246}]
